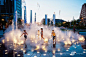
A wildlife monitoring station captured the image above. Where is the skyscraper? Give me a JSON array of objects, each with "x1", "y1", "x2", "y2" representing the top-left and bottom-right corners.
[
  {"x1": 45, "y1": 14, "x2": 47, "y2": 25},
  {"x1": 80, "y1": 3, "x2": 86, "y2": 19},
  {"x1": 30, "y1": 10, "x2": 32, "y2": 23},
  {"x1": 24, "y1": 6, "x2": 27, "y2": 24}
]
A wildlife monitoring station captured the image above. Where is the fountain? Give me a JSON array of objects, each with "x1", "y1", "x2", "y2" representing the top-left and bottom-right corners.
[
  {"x1": 1, "y1": 22, "x2": 85, "y2": 57},
  {"x1": 1, "y1": 9, "x2": 86, "y2": 57}
]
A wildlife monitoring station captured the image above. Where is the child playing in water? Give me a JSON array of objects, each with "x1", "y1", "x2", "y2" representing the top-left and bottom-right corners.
[
  {"x1": 20, "y1": 30, "x2": 28, "y2": 40},
  {"x1": 41, "y1": 28, "x2": 44, "y2": 39},
  {"x1": 37, "y1": 30, "x2": 40, "y2": 39},
  {"x1": 51, "y1": 30, "x2": 56, "y2": 55},
  {"x1": 51, "y1": 30, "x2": 56, "y2": 48}
]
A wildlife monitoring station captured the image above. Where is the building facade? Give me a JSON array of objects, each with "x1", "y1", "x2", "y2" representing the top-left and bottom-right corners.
[
  {"x1": 42, "y1": 18, "x2": 65, "y2": 26},
  {"x1": 24, "y1": 6, "x2": 27, "y2": 24},
  {"x1": 80, "y1": 3, "x2": 86, "y2": 26},
  {"x1": 80, "y1": 3, "x2": 86, "y2": 19},
  {"x1": 0, "y1": 0, "x2": 22, "y2": 24},
  {"x1": 16, "y1": 0, "x2": 22, "y2": 19}
]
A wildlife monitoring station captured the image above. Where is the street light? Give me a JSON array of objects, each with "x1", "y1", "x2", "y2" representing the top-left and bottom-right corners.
[
  {"x1": 2, "y1": 19, "x2": 4, "y2": 21},
  {"x1": 81, "y1": 18, "x2": 83, "y2": 19},
  {"x1": 63, "y1": 22, "x2": 66, "y2": 24},
  {"x1": 81, "y1": 18, "x2": 85, "y2": 26}
]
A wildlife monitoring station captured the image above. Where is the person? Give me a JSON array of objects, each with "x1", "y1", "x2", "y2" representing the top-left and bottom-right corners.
[
  {"x1": 51, "y1": 30, "x2": 56, "y2": 48},
  {"x1": 41, "y1": 28, "x2": 44, "y2": 39},
  {"x1": 73, "y1": 27, "x2": 75, "y2": 33},
  {"x1": 37, "y1": 30, "x2": 40, "y2": 39},
  {"x1": 20, "y1": 30, "x2": 28, "y2": 41}
]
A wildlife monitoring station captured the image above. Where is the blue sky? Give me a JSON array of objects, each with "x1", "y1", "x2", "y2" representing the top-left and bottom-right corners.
[{"x1": 22, "y1": 0, "x2": 86, "y2": 23}]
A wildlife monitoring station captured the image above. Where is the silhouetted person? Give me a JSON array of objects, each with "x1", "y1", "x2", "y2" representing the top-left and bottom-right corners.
[
  {"x1": 20, "y1": 30, "x2": 28, "y2": 41},
  {"x1": 73, "y1": 27, "x2": 75, "y2": 33}
]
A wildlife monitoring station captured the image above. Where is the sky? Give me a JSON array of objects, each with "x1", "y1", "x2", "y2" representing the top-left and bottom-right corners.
[{"x1": 22, "y1": 0, "x2": 86, "y2": 23}]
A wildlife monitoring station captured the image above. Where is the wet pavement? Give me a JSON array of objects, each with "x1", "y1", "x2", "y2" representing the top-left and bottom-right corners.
[
  {"x1": 0, "y1": 37, "x2": 86, "y2": 57},
  {"x1": 0, "y1": 31, "x2": 86, "y2": 57}
]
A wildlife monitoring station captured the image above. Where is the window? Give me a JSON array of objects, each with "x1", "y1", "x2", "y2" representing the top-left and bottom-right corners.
[{"x1": 0, "y1": 1, "x2": 1, "y2": 4}]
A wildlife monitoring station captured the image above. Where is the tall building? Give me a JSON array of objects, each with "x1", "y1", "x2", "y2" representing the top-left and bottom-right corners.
[
  {"x1": 0, "y1": 0, "x2": 22, "y2": 24},
  {"x1": 16, "y1": 0, "x2": 22, "y2": 19},
  {"x1": 45, "y1": 14, "x2": 47, "y2": 25},
  {"x1": 80, "y1": 3, "x2": 86, "y2": 26},
  {"x1": 53, "y1": 13, "x2": 55, "y2": 25},
  {"x1": 80, "y1": 3, "x2": 86, "y2": 19},
  {"x1": 34, "y1": 13, "x2": 36, "y2": 23},
  {"x1": 24, "y1": 6, "x2": 27, "y2": 24},
  {"x1": 30, "y1": 10, "x2": 32, "y2": 23}
]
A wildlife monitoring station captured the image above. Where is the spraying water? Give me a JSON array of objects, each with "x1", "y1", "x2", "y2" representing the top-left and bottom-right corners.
[{"x1": 1, "y1": 21, "x2": 85, "y2": 57}]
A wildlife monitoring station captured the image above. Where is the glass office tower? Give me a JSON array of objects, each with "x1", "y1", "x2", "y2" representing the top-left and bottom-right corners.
[
  {"x1": 0, "y1": 0, "x2": 22, "y2": 23},
  {"x1": 24, "y1": 6, "x2": 27, "y2": 24},
  {"x1": 30, "y1": 10, "x2": 32, "y2": 23}
]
